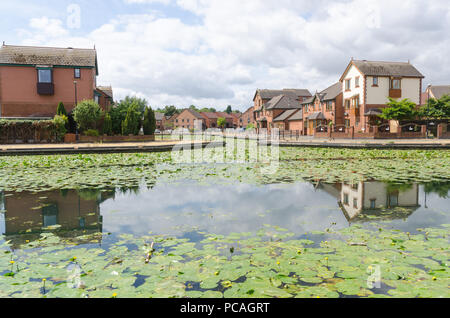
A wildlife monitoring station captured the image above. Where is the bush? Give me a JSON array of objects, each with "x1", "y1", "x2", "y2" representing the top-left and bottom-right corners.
[
  {"x1": 0, "y1": 120, "x2": 58, "y2": 143},
  {"x1": 73, "y1": 100, "x2": 102, "y2": 132},
  {"x1": 143, "y1": 107, "x2": 156, "y2": 135},
  {"x1": 103, "y1": 113, "x2": 113, "y2": 136},
  {"x1": 53, "y1": 115, "x2": 68, "y2": 141},
  {"x1": 111, "y1": 96, "x2": 148, "y2": 135},
  {"x1": 121, "y1": 104, "x2": 142, "y2": 136},
  {"x1": 56, "y1": 102, "x2": 67, "y2": 116},
  {"x1": 84, "y1": 129, "x2": 99, "y2": 137}
]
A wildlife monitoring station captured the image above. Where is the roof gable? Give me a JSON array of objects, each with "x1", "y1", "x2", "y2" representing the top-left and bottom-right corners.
[{"x1": 340, "y1": 59, "x2": 424, "y2": 81}]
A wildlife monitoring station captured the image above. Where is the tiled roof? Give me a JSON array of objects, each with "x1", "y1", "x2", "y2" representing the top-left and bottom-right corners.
[
  {"x1": 319, "y1": 82, "x2": 342, "y2": 101},
  {"x1": 0, "y1": 44, "x2": 97, "y2": 68},
  {"x1": 273, "y1": 109, "x2": 299, "y2": 122},
  {"x1": 351, "y1": 60, "x2": 424, "y2": 78},
  {"x1": 288, "y1": 109, "x2": 303, "y2": 121},
  {"x1": 266, "y1": 95, "x2": 301, "y2": 110},
  {"x1": 96, "y1": 86, "x2": 113, "y2": 99},
  {"x1": 307, "y1": 112, "x2": 326, "y2": 120},
  {"x1": 155, "y1": 112, "x2": 164, "y2": 121},
  {"x1": 184, "y1": 109, "x2": 204, "y2": 119},
  {"x1": 254, "y1": 88, "x2": 312, "y2": 101},
  {"x1": 429, "y1": 85, "x2": 450, "y2": 99}
]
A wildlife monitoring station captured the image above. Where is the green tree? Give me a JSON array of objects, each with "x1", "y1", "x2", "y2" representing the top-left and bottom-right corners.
[
  {"x1": 121, "y1": 104, "x2": 142, "y2": 136},
  {"x1": 217, "y1": 117, "x2": 226, "y2": 129},
  {"x1": 103, "y1": 113, "x2": 113, "y2": 136},
  {"x1": 56, "y1": 102, "x2": 67, "y2": 116},
  {"x1": 420, "y1": 94, "x2": 450, "y2": 119},
  {"x1": 380, "y1": 98, "x2": 418, "y2": 122},
  {"x1": 189, "y1": 105, "x2": 200, "y2": 112},
  {"x1": 161, "y1": 105, "x2": 179, "y2": 117},
  {"x1": 73, "y1": 100, "x2": 102, "y2": 132},
  {"x1": 225, "y1": 105, "x2": 232, "y2": 114},
  {"x1": 110, "y1": 96, "x2": 147, "y2": 134},
  {"x1": 143, "y1": 107, "x2": 156, "y2": 135},
  {"x1": 53, "y1": 114, "x2": 68, "y2": 141}
]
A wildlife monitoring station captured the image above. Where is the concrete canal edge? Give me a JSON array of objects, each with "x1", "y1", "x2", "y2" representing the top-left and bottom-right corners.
[
  {"x1": 0, "y1": 141, "x2": 225, "y2": 156},
  {"x1": 265, "y1": 141, "x2": 450, "y2": 150}
]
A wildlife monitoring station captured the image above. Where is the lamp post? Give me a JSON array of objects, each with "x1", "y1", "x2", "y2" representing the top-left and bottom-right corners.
[
  {"x1": 74, "y1": 81, "x2": 78, "y2": 135},
  {"x1": 427, "y1": 84, "x2": 431, "y2": 138}
]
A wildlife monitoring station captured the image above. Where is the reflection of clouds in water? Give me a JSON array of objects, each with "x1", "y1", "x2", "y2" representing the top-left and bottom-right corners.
[
  {"x1": 100, "y1": 182, "x2": 348, "y2": 237},
  {"x1": 99, "y1": 182, "x2": 450, "y2": 238}
]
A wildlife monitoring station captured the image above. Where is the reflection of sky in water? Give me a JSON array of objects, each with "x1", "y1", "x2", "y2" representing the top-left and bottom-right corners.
[{"x1": 100, "y1": 181, "x2": 450, "y2": 237}]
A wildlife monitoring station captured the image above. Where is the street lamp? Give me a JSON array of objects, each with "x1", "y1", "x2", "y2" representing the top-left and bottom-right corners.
[
  {"x1": 427, "y1": 84, "x2": 431, "y2": 138},
  {"x1": 74, "y1": 81, "x2": 78, "y2": 135}
]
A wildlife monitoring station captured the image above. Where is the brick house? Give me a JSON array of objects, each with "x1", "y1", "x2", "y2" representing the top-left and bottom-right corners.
[
  {"x1": 422, "y1": 85, "x2": 450, "y2": 105},
  {"x1": 173, "y1": 109, "x2": 205, "y2": 130},
  {"x1": 253, "y1": 89, "x2": 311, "y2": 131},
  {"x1": 239, "y1": 106, "x2": 255, "y2": 128},
  {"x1": 155, "y1": 112, "x2": 164, "y2": 131},
  {"x1": 0, "y1": 44, "x2": 112, "y2": 118},
  {"x1": 302, "y1": 82, "x2": 344, "y2": 135},
  {"x1": 200, "y1": 112, "x2": 235, "y2": 129},
  {"x1": 95, "y1": 86, "x2": 114, "y2": 112},
  {"x1": 339, "y1": 59, "x2": 424, "y2": 132},
  {"x1": 162, "y1": 114, "x2": 176, "y2": 130},
  {"x1": 273, "y1": 109, "x2": 301, "y2": 131}
]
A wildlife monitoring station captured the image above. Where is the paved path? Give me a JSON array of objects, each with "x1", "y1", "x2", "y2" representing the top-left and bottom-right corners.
[{"x1": 0, "y1": 140, "x2": 220, "y2": 156}]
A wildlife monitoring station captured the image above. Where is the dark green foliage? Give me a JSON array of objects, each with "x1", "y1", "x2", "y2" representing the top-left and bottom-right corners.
[
  {"x1": 217, "y1": 117, "x2": 226, "y2": 128},
  {"x1": 103, "y1": 113, "x2": 113, "y2": 136},
  {"x1": 84, "y1": 129, "x2": 99, "y2": 137},
  {"x1": 380, "y1": 98, "x2": 418, "y2": 121},
  {"x1": 72, "y1": 100, "x2": 102, "y2": 132},
  {"x1": 121, "y1": 104, "x2": 142, "y2": 136},
  {"x1": 226, "y1": 105, "x2": 232, "y2": 114},
  {"x1": 111, "y1": 96, "x2": 148, "y2": 134},
  {"x1": 420, "y1": 94, "x2": 450, "y2": 119},
  {"x1": 53, "y1": 115, "x2": 68, "y2": 142},
  {"x1": 56, "y1": 102, "x2": 67, "y2": 116},
  {"x1": 143, "y1": 107, "x2": 156, "y2": 135}
]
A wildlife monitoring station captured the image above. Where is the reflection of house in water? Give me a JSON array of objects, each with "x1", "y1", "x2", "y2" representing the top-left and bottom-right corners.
[
  {"x1": 317, "y1": 181, "x2": 420, "y2": 223},
  {"x1": 0, "y1": 189, "x2": 114, "y2": 248}
]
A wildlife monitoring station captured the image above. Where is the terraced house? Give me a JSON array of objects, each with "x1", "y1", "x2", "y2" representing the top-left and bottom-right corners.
[
  {"x1": 339, "y1": 59, "x2": 424, "y2": 132},
  {"x1": 0, "y1": 44, "x2": 113, "y2": 118},
  {"x1": 302, "y1": 82, "x2": 344, "y2": 135},
  {"x1": 253, "y1": 89, "x2": 312, "y2": 131}
]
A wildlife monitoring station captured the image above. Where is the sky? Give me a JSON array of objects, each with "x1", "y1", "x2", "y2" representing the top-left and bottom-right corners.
[{"x1": 1, "y1": 0, "x2": 449, "y2": 111}]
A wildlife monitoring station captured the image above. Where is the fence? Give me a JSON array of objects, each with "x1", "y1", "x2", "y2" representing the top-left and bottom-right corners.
[
  {"x1": 0, "y1": 120, "x2": 59, "y2": 144},
  {"x1": 312, "y1": 124, "x2": 427, "y2": 140}
]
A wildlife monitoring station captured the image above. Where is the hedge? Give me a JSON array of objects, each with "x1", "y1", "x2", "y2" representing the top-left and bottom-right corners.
[{"x1": 0, "y1": 120, "x2": 60, "y2": 144}]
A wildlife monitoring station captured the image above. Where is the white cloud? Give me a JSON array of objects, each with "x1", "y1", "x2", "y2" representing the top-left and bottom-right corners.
[{"x1": 14, "y1": 0, "x2": 450, "y2": 110}]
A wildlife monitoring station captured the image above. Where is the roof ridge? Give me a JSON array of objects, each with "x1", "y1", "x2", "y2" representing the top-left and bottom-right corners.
[{"x1": 1, "y1": 44, "x2": 96, "y2": 51}]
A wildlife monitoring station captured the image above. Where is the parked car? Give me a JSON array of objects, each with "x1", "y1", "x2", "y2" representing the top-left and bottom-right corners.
[{"x1": 155, "y1": 129, "x2": 161, "y2": 134}]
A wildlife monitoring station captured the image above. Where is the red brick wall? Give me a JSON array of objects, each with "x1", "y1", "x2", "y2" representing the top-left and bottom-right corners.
[
  {"x1": 0, "y1": 65, "x2": 95, "y2": 117},
  {"x1": 173, "y1": 110, "x2": 204, "y2": 130}
]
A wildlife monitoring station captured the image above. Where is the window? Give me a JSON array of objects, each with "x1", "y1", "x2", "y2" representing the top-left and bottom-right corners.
[
  {"x1": 38, "y1": 69, "x2": 52, "y2": 83},
  {"x1": 373, "y1": 77, "x2": 378, "y2": 86},
  {"x1": 42, "y1": 204, "x2": 58, "y2": 228},
  {"x1": 343, "y1": 193, "x2": 349, "y2": 205},
  {"x1": 345, "y1": 119, "x2": 350, "y2": 128},
  {"x1": 353, "y1": 198, "x2": 358, "y2": 209},
  {"x1": 391, "y1": 78, "x2": 401, "y2": 89},
  {"x1": 355, "y1": 76, "x2": 360, "y2": 87},
  {"x1": 345, "y1": 79, "x2": 351, "y2": 91},
  {"x1": 355, "y1": 96, "x2": 360, "y2": 108},
  {"x1": 326, "y1": 101, "x2": 333, "y2": 111},
  {"x1": 389, "y1": 193, "x2": 399, "y2": 207},
  {"x1": 94, "y1": 95, "x2": 100, "y2": 104},
  {"x1": 74, "y1": 68, "x2": 81, "y2": 78},
  {"x1": 370, "y1": 199, "x2": 376, "y2": 209},
  {"x1": 345, "y1": 100, "x2": 350, "y2": 109},
  {"x1": 187, "y1": 119, "x2": 190, "y2": 123}
]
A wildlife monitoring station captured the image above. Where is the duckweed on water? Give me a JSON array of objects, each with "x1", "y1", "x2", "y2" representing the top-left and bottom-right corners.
[
  {"x1": 0, "y1": 224, "x2": 448, "y2": 298},
  {"x1": 0, "y1": 147, "x2": 449, "y2": 192}
]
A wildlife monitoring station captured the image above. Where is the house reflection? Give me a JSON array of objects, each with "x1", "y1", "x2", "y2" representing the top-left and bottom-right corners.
[
  {"x1": 0, "y1": 189, "x2": 114, "y2": 249},
  {"x1": 317, "y1": 181, "x2": 420, "y2": 223}
]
